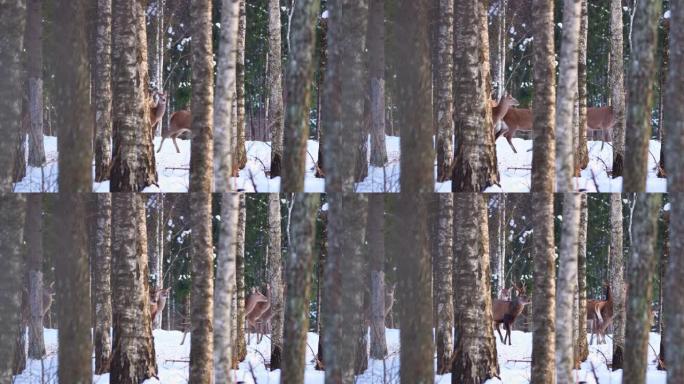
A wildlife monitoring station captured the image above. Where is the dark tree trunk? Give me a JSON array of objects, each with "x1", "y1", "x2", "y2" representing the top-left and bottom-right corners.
[
  {"x1": 94, "y1": 193, "x2": 113, "y2": 374},
  {"x1": 368, "y1": 194, "x2": 387, "y2": 359},
  {"x1": 27, "y1": 194, "x2": 45, "y2": 358},
  {"x1": 27, "y1": 0, "x2": 46, "y2": 167},
  {"x1": 94, "y1": 0, "x2": 113, "y2": 182}
]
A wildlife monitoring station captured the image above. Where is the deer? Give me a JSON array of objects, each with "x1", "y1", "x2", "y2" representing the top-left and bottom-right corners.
[
  {"x1": 498, "y1": 287, "x2": 512, "y2": 301},
  {"x1": 495, "y1": 108, "x2": 533, "y2": 154},
  {"x1": 23, "y1": 281, "x2": 55, "y2": 323},
  {"x1": 491, "y1": 93, "x2": 520, "y2": 130},
  {"x1": 587, "y1": 106, "x2": 616, "y2": 147},
  {"x1": 492, "y1": 282, "x2": 530, "y2": 345},
  {"x1": 587, "y1": 284, "x2": 613, "y2": 345},
  {"x1": 150, "y1": 91, "x2": 167, "y2": 131},
  {"x1": 245, "y1": 286, "x2": 271, "y2": 343},
  {"x1": 150, "y1": 287, "x2": 171, "y2": 323},
  {"x1": 157, "y1": 110, "x2": 192, "y2": 153}
]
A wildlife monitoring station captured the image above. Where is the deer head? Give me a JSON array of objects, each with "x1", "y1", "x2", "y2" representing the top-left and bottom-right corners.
[{"x1": 150, "y1": 287, "x2": 171, "y2": 320}]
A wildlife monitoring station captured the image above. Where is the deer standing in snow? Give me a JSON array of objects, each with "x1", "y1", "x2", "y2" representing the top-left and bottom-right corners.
[
  {"x1": 492, "y1": 282, "x2": 530, "y2": 345},
  {"x1": 150, "y1": 91, "x2": 167, "y2": 131},
  {"x1": 157, "y1": 110, "x2": 192, "y2": 153},
  {"x1": 587, "y1": 284, "x2": 613, "y2": 345},
  {"x1": 150, "y1": 287, "x2": 171, "y2": 324}
]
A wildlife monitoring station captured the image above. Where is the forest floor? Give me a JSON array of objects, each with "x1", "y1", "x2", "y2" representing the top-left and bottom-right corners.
[
  {"x1": 12, "y1": 328, "x2": 667, "y2": 384},
  {"x1": 12, "y1": 136, "x2": 666, "y2": 193}
]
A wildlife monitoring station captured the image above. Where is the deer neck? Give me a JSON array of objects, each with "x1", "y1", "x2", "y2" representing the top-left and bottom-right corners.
[{"x1": 492, "y1": 102, "x2": 510, "y2": 123}]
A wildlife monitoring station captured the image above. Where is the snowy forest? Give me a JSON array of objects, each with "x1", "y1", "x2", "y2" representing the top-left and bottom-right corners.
[
  {"x1": 0, "y1": 192, "x2": 683, "y2": 383},
  {"x1": 1, "y1": 0, "x2": 683, "y2": 192}
]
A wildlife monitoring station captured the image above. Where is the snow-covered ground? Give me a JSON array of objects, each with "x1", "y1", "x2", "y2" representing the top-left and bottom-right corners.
[
  {"x1": 12, "y1": 135, "x2": 666, "y2": 193},
  {"x1": 13, "y1": 328, "x2": 667, "y2": 384}
]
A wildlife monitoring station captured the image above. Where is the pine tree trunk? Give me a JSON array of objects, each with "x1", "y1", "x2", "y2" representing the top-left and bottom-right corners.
[
  {"x1": 452, "y1": 0, "x2": 498, "y2": 191},
  {"x1": 368, "y1": 0, "x2": 388, "y2": 168},
  {"x1": 0, "y1": 0, "x2": 26, "y2": 191},
  {"x1": 94, "y1": 0, "x2": 113, "y2": 182},
  {"x1": 189, "y1": 192, "x2": 214, "y2": 381},
  {"x1": 26, "y1": 194, "x2": 45, "y2": 359},
  {"x1": 27, "y1": 0, "x2": 46, "y2": 167},
  {"x1": 665, "y1": 194, "x2": 684, "y2": 380},
  {"x1": 214, "y1": 193, "x2": 239, "y2": 383},
  {"x1": 111, "y1": 194, "x2": 157, "y2": 383},
  {"x1": 236, "y1": 0, "x2": 248, "y2": 170},
  {"x1": 94, "y1": 194, "x2": 113, "y2": 374},
  {"x1": 555, "y1": 193, "x2": 580, "y2": 382},
  {"x1": 233, "y1": 193, "x2": 248, "y2": 365},
  {"x1": 610, "y1": 193, "x2": 626, "y2": 369},
  {"x1": 282, "y1": 0, "x2": 320, "y2": 191},
  {"x1": 55, "y1": 0, "x2": 92, "y2": 192},
  {"x1": 0, "y1": 195, "x2": 26, "y2": 380},
  {"x1": 623, "y1": 194, "x2": 661, "y2": 383},
  {"x1": 268, "y1": 0, "x2": 284, "y2": 179},
  {"x1": 111, "y1": 0, "x2": 158, "y2": 191},
  {"x1": 530, "y1": 192, "x2": 555, "y2": 383},
  {"x1": 435, "y1": 0, "x2": 454, "y2": 181},
  {"x1": 368, "y1": 194, "x2": 387, "y2": 359},
  {"x1": 555, "y1": 0, "x2": 581, "y2": 192},
  {"x1": 452, "y1": 194, "x2": 499, "y2": 384},
  {"x1": 268, "y1": 193, "x2": 284, "y2": 370},
  {"x1": 531, "y1": 0, "x2": 556, "y2": 193},
  {"x1": 577, "y1": 0, "x2": 589, "y2": 171},
  {"x1": 435, "y1": 193, "x2": 453, "y2": 374},
  {"x1": 281, "y1": 194, "x2": 320, "y2": 383},
  {"x1": 664, "y1": 1, "x2": 684, "y2": 191},
  {"x1": 189, "y1": 0, "x2": 214, "y2": 192},
  {"x1": 55, "y1": 193, "x2": 92, "y2": 383},
  {"x1": 576, "y1": 193, "x2": 589, "y2": 362},
  {"x1": 623, "y1": 0, "x2": 661, "y2": 191}
]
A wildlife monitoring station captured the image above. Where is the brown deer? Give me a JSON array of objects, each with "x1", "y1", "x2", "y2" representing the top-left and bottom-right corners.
[
  {"x1": 150, "y1": 91, "x2": 167, "y2": 130},
  {"x1": 492, "y1": 282, "x2": 530, "y2": 345},
  {"x1": 245, "y1": 286, "x2": 271, "y2": 343},
  {"x1": 587, "y1": 106, "x2": 615, "y2": 146},
  {"x1": 495, "y1": 108, "x2": 533, "y2": 154},
  {"x1": 587, "y1": 284, "x2": 613, "y2": 345},
  {"x1": 491, "y1": 93, "x2": 520, "y2": 129},
  {"x1": 498, "y1": 287, "x2": 512, "y2": 301},
  {"x1": 150, "y1": 287, "x2": 171, "y2": 322},
  {"x1": 157, "y1": 110, "x2": 192, "y2": 153}
]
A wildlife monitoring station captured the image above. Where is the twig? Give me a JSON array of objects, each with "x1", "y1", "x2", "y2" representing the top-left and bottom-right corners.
[
  {"x1": 590, "y1": 169, "x2": 601, "y2": 193},
  {"x1": 164, "y1": 166, "x2": 190, "y2": 171},
  {"x1": 590, "y1": 361, "x2": 601, "y2": 384}
]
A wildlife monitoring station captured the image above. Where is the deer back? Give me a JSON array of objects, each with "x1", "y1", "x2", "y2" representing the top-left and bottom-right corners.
[
  {"x1": 166, "y1": 110, "x2": 192, "y2": 138},
  {"x1": 587, "y1": 107, "x2": 615, "y2": 130},
  {"x1": 503, "y1": 108, "x2": 533, "y2": 132}
]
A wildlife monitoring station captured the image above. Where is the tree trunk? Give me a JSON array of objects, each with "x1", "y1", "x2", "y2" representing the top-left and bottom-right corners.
[
  {"x1": 55, "y1": 193, "x2": 92, "y2": 383},
  {"x1": 233, "y1": 193, "x2": 248, "y2": 365},
  {"x1": 368, "y1": 0, "x2": 388, "y2": 168},
  {"x1": 489, "y1": 194, "x2": 506, "y2": 294},
  {"x1": 26, "y1": 194, "x2": 45, "y2": 358},
  {"x1": 315, "y1": 206, "x2": 328, "y2": 370},
  {"x1": 452, "y1": 0, "x2": 498, "y2": 191},
  {"x1": 623, "y1": 0, "x2": 661, "y2": 191},
  {"x1": 236, "y1": 0, "x2": 248, "y2": 170},
  {"x1": 315, "y1": 16, "x2": 328, "y2": 179},
  {"x1": 282, "y1": 0, "x2": 320, "y2": 191},
  {"x1": 434, "y1": 193, "x2": 453, "y2": 374},
  {"x1": 322, "y1": 193, "x2": 368, "y2": 382},
  {"x1": 0, "y1": 0, "x2": 26, "y2": 191},
  {"x1": 610, "y1": 193, "x2": 626, "y2": 369},
  {"x1": 530, "y1": 192, "x2": 555, "y2": 383},
  {"x1": 451, "y1": 194, "x2": 499, "y2": 383},
  {"x1": 609, "y1": 0, "x2": 626, "y2": 179},
  {"x1": 368, "y1": 194, "x2": 387, "y2": 359},
  {"x1": 435, "y1": 0, "x2": 454, "y2": 181},
  {"x1": 531, "y1": 0, "x2": 556, "y2": 193},
  {"x1": 664, "y1": 1, "x2": 684, "y2": 192},
  {"x1": 214, "y1": 193, "x2": 239, "y2": 383},
  {"x1": 94, "y1": 0, "x2": 113, "y2": 182},
  {"x1": 555, "y1": 0, "x2": 581, "y2": 192},
  {"x1": 189, "y1": 192, "x2": 214, "y2": 381},
  {"x1": 93, "y1": 194, "x2": 113, "y2": 374},
  {"x1": 189, "y1": 0, "x2": 214, "y2": 192},
  {"x1": 55, "y1": 0, "x2": 92, "y2": 192},
  {"x1": 268, "y1": 0, "x2": 284, "y2": 178},
  {"x1": 555, "y1": 193, "x2": 580, "y2": 383},
  {"x1": 111, "y1": 194, "x2": 157, "y2": 383},
  {"x1": 213, "y1": 0, "x2": 240, "y2": 192},
  {"x1": 657, "y1": 206, "x2": 669, "y2": 370},
  {"x1": 26, "y1": 0, "x2": 46, "y2": 167},
  {"x1": 576, "y1": 193, "x2": 589, "y2": 362},
  {"x1": 665, "y1": 194, "x2": 684, "y2": 380},
  {"x1": 657, "y1": 17, "x2": 669, "y2": 178},
  {"x1": 147, "y1": 195, "x2": 164, "y2": 328},
  {"x1": 577, "y1": 0, "x2": 589, "y2": 171},
  {"x1": 281, "y1": 194, "x2": 320, "y2": 383},
  {"x1": 111, "y1": 0, "x2": 158, "y2": 191},
  {"x1": 623, "y1": 194, "x2": 661, "y2": 383},
  {"x1": 268, "y1": 193, "x2": 284, "y2": 370}
]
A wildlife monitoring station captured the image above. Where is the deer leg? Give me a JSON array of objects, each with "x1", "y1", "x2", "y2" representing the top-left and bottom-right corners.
[
  {"x1": 495, "y1": 322, "x2": 505, "y2": 343},
  {"x1": 505, "y1": 132, "x2": 518, "y2": 154},
  {"x1": 157, "y1": 137, "x2": 167, "y2": 153},
  {"x1": 172, "y1": 137, "x2": 181, "y2": 153},
  {"x1": 506, "y1": 322, "x2": 512, "y2": 345}
]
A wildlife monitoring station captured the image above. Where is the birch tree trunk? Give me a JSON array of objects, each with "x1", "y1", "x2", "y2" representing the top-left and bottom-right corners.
[
  {"x1": 555, "y1": 193, "x2": 580, "y2": 383},
  {"x1": 452, "y1": 0, "x2": 498, "y2": 191},
  {"x1": 235, "y1": 0, "x2": 248, "y2": 171},
  {"x1": 555, "y1": 0, "x2": 581, "y2": 192},
  {"x1": 368, "y1": 194, "x2": 387, "y2": 359},
  {"x1": 531, "y1": 0, "x2": 556, "y2": 193},
  {"x1": 111, "y1": 0, "x2": 158, "y2": 191},
  {"x1": 530, "y1": 192, "x2": 555, "y2": 383},
  {"x1": 609, "y1": 0, "x2": 626, "y2": 179},
  {"x1": 189, "y1": 0, "x2": 214, "y2": 192},
  {"x1": 26, "y1": 194, "x2": 45, "y2": 358},
  {"x1": 0, "y1": 195, "x2": 25, "y2": 381},
  {"x1": 282, "y1": 0, "x2": 321, "y2": 191},
  {"x1": 213, "y1": 0, "x2": 240, "y2": 192},
  {"x1": 26, "y1": 0, "x2": 46, "y2": 167},
  {"x1": 214, "y1": 193, "x2": 239, "y2": 383},
  {"x1": 268, "y1": 0, "x2": 284, "y2": 178},
  {"x1": 435, "y1": 193, "x2": 453, "y2": 374},
  {"x1": 665, "y1": 194, "x2": 684, "y2": 381},
  {"x1": 0, "y1": 1, "x2": 26, "y2": 191},
  {"x1": 664, "y1": 0, "x2": 684, "y2": 192},
  {"x1": 576, "y1": 193, "x2": 589, "y2": 362},
  {"x1": 577, "y1": 0, "x2": 589, "y2": 171},
  {"x1": 189, "y1": 192, "x2": 214, "y2": 381},
  {"x1": 623, "y1": 194, "x2": 661, "y2": 384},
  {"x1": 368, "y1": 0, "x2": 388, "y2": 168},
  {"x1": 55, "y1": 0, "x2": 92, "y2": 192},
  {"x1": 111, "y1": 194, "x2": 157, "y2": 383},
  {"x1": 610, "y1": 193, "x2": 626, "y2": 369},
  {"x1": 281, "y1": 194, "x2": 320, "y2": 383},
  {"x1": 435, "y1": 0, "x2": 453, "y2": 181},
  {"x1": 452, "y1": 194, "x2": 499, "y2": 383},
  {"x1": 233, "y1": 193, "x2": 248, "y2": 365},
  {"x1": 94, "y1": 0, "x2": 113, "y2": 182},
  {"x1": 94, "y1": 193, "x2": 113, "y2": 374},
  {"x1": 268, "y1": 193, "x2": 284, "y2": 369}
]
